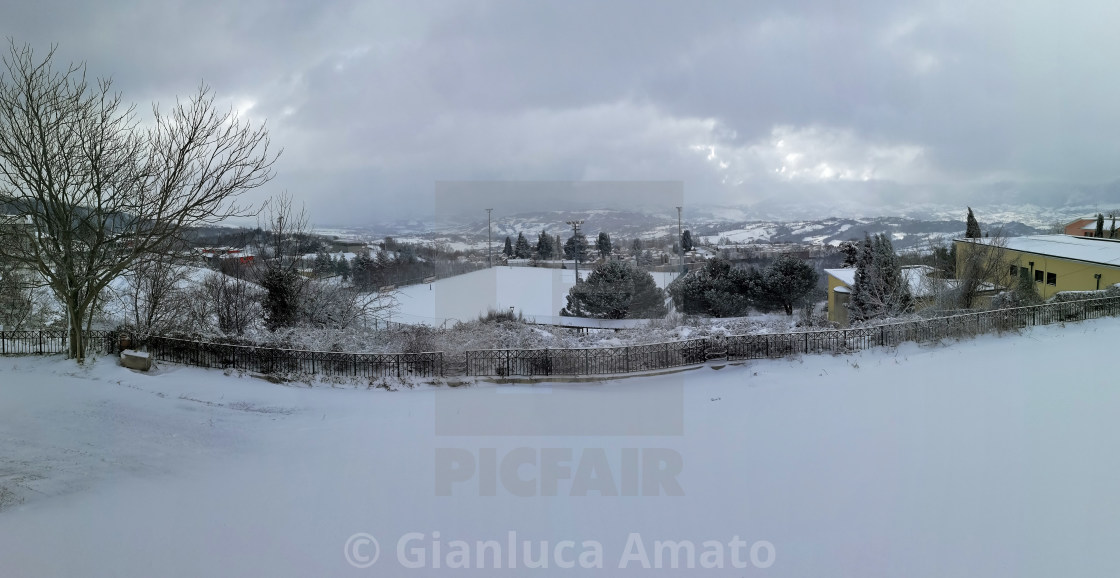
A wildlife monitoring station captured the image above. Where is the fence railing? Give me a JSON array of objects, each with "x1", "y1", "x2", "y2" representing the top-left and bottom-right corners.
[
  {"x1": 0, "y1": 329, "x2": 119, "y2": 356},
  {"x1": 142, "y1": 335, "x2": 443, "y2": 379},
  {"x1": 7, "y1": 295, "x2": 1119, "y2": 380},
  {"x1": 462, "y1": 295, "x2": 1120, "y2": 376}
]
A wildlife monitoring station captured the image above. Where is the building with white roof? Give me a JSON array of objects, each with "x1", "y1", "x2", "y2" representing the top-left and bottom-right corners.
[
  {"x1": 954, "y1": 234, "x2": 1120, "y2": 300},
  {"x1": 823, "y1": 265, "x2": 990, "y2": 325}
]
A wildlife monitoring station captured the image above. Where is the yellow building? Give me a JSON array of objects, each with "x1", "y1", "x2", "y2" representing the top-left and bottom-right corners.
[
  {"x1": 954, "y1": 235, "x2": 1120, "y2": 300},
  {"x1": 824, "y1": 265, "x2": 970, "y2": 325}
]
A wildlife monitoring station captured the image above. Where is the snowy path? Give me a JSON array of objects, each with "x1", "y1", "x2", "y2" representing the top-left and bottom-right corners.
[{"x1": 2, "y1": 320, "x2": 1120, "y2": 576}]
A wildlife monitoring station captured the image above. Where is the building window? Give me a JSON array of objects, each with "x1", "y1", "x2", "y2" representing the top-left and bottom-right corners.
[
  {"x1": 1020, "y1": 266, "x2": 1029, "y2": 279},
  {"x1": 1046, "y1": 272, "x2": 1056, "y2": 286},
  {"x1": 1010, "y1": 265, "x2": 1018, "y2": 276},
  {"x1": 1035, "y1": 270, "x2": 1044, "y2": 283}
]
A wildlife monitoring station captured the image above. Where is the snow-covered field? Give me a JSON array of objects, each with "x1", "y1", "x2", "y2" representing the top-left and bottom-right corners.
[
  {"x1": 3, "y1": 318, "x2": 1120, "y2": 576},
  {"x1": 391, "y1": 266, "x2": 680, "y2": 325}
]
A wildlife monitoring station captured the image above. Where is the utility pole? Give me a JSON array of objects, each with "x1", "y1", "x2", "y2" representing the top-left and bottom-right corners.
[
  {"x1": 566, "y1": 220, "x2": 584, "y2": 282},
  {"x1": 675, "y1": 206, "x2": 683, "y2": 274},
  {"x1": 486, "y1": 208, "x2": 493, "y2": 268}
]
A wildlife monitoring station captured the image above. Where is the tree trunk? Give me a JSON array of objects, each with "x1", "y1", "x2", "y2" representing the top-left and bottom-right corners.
[{"x1": 67, "y1": 297, "x2": 86, "y2": 362}]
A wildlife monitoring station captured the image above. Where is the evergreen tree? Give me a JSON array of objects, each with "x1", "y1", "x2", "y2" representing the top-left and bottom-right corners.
[
  {"x1": 560, "y1": 261, "x2": 667, "y2": 319},
  {"x1": 965, "y1": 207, "x2": 982, "y2": 238},
  {"x1": 260, "y1": 267, "x2": 301, "y2": 330},
  {"x1": 848, "y1": 233, "x2": 913, "y2": 322},
  {"x1": 554, "y1": 235, "x2": 564, "y2": 259},
  {"x1": 847, "y1": 234, "x2": 875, "y2": 322},
  {"x1": 564, "y1": 233, "x2": 590, "y2": 262},
  {"x1": 1110, "y1": 214, "x2": 1117, "y2": 239},
  {"x1": 313, "y1": 252, "x2": 334, "y2": 278},
  {"x1": 630, "y1": 238, "x2": 643, "y2": 254},
  {"x1": 351, "y1": 252, "x2": 376, "y2": 290},
  {"x1": 667, "y1": 257, "x2": 754, "y2": 317},
  {"x1": 681, "y1": 230, "x2": 694, "y2": 251},
  {"x1": 334, "y1": 255, "x2": 351, "y2": 282},
  {"x1": 596, "y1": 231, "x2": 612, "y2": 260},
  {"x1": 514, "y1": 232, "x2": 532, "y2": 259},
  {"x1": 502, "y1": 236, "x2": 513, "y2": 257},
  {"x1": 873, "y1": 234, "x2": 913, "y2": 314},
  {"x1": 838, "y1": 240, "x2": 860, "y2": 267},
  {"x1": 752, "y1": 254, "x2": 820, "y2": 315},
  {"x1": 1096, "y1": 213, "x2": 1105, "y2": 238},
  {"x1": 536, "y1": 231, "x2": 553, "y2": 260}
]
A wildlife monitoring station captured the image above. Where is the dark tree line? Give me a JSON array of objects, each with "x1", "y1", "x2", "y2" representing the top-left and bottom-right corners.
[{"x1": 668, "y1": 256, "x2": 818, "y2": 317}]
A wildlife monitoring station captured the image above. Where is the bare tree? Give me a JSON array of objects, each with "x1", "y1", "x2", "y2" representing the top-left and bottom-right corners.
[
  {"x1": 0, "y1": 264, "x2": 35, "y2": 330},
  {"x1": 0, "y1": 43, "x2": 277, "y2": 361},
  {"x1": 198, "y1": 267, "x2": 262, "y2": 336},
  {"x1": 117, "y1": 253, "x2": 191, "y2": 335},
  {"x1": 299, "y1": 280, "x2": 397, "y2": 330},
  {"x1": 954, "y1": 228, "x2": 1012, "y2": 309}
]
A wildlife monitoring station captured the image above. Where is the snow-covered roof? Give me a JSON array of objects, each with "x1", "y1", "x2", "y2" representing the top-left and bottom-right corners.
[
  {"x1": 826, "y1": 265, "x2": 964, "y2": 298},
  {"x1": 958, "y1": 235, "x2": 1120, "y2": 267},
  {"x1": 824, "y1": 268, "x2": 856, "y2": 286}
]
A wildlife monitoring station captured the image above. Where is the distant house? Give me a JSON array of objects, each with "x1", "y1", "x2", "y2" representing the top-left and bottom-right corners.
[
  {"x1": 198, "y1": 247, "x2": 254, "y2": 266},
  {"x1": 0, "y1": 214, "x2": 34, "y2": 255},
  {"x1": 332, "y1": 241, "x2": 368, "y2": 253},
  {"x1": 954, "y1": 234, "x2": 1120, "y2": 299},
  {"x1": 823, "y1": 265, "x2": 994, "y2": 326},
  {"x1": 1063, "y1": 216, "x2": 1107, "y2": 237}
]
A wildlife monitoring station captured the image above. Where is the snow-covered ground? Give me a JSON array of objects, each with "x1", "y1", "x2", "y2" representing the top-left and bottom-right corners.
[
  {"x1": 3, "y1": 319, "x2": 1120, "y2": 576},
  {"x1": 391, "y1": 266, "x2": 680, "y2": 325}
]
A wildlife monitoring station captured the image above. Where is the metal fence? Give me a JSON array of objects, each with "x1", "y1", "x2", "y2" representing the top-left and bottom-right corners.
[
  {"x1": 0, "y1": 330, "x2": 119, "y2": 356},
  {"x1": 463, "y1": 295, "x2": 1120, "y2": 377},
  {"x1": 141, "y1": 335, "x2": 443, "y2": 379},
  {"x1": 464, "y1": 338, "x2": 713, "y2": 377},
  {"x1": 8, "y1": 295, "x2": 1120, "y2": 380}
]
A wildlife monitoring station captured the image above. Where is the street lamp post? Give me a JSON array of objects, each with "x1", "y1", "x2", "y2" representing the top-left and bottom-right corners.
[
  {"x1": 675, "y1": 206, "x2": 683, "y2": 274},
  {"x1": 486, "y1": 208, "x2": 493, "y2": 268},
  {"x1": 566, "y1": 220, "x2": 584, "y2": 282}
]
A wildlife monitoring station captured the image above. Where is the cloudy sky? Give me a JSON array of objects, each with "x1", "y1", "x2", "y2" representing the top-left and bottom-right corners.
[{"x1": 8, "y1": 0, "x2": 1120, "y2": 224}]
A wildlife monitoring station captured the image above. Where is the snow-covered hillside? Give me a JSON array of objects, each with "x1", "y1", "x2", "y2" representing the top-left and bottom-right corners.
[{"x1": 3, "y1": 319, "x2": 1120, "y2": 576}]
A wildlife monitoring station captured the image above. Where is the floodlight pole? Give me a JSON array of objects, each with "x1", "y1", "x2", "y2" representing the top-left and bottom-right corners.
[
  {"x1": 486, "y1": 208, "x2": 493, "y2": 268},
  {"x1": 566, "y1": 220, "x2": 584, "y2": 282},
  {"x1": 676, "y1": 206, "x2": 683, "y2": 274}
]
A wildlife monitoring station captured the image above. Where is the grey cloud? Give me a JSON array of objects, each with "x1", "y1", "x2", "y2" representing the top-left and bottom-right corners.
[{"x1": 5, "y1": 0, "x2": 1120, "y2": 225}]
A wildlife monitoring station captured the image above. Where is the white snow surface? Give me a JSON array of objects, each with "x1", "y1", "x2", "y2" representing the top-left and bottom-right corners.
[
  {"x1": 2, "y1": 319, "x2": 1120, "y2": 575},
  {"x1": 965, "y1": 234, "x2": 1120, "y2": 266}
]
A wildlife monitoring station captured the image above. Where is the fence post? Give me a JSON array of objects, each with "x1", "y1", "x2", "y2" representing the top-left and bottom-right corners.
[
  {"x1": 879, "y1": 326, "x2": 884, "y2": 347},
  {"x1": 625, "y1": 346, "x2": 630, "y2": 373},
  {"x1": 465, "y1": 351, "x2": 470, "y2": 376},
  {"x1": 397, "y1": 354, "x2": 401, "y2": 379},
  {"x1": 1, "y1": 330, "x2": 4, "y2": 355},
  {"x1": 39, "y1": 330, "x2": 42, "y2": 354}
]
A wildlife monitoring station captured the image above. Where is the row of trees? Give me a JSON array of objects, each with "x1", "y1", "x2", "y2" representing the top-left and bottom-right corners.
[{"x1": 667, "y1": 255, "x2": 819, "y2": 317}]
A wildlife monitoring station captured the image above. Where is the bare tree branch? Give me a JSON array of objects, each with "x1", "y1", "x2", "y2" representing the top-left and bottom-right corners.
[{"x1": 0, "y1": 41, "x2": 278, "y2": 361}]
